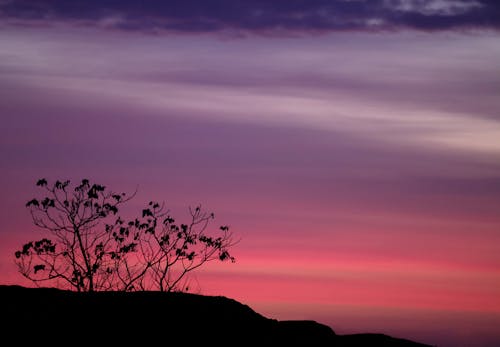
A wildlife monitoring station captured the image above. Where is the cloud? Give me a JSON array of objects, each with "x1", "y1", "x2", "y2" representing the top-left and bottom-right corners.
[
  {"x1": 1, "y1": 27, "x2": 499, "y2": 159},
  {"x1": 0, "y1": 0, "x2": 498, "y2": 33},
  {"x1": 386, "y1": 0, "x2": 483, "y2": 16}
]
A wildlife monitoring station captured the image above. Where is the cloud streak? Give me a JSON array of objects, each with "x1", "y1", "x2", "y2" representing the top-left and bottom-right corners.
[
  {"x1": 1, "y1": 0, "x2": 499, "y2": 33},
  {"x1": 2, "y1": 28, "x2": 499, "y2": 157}
]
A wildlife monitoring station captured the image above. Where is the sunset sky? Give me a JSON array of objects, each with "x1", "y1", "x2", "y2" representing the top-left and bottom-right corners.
[{"x1": 1, "y1": 1, "x2": 500, "y2": 346}]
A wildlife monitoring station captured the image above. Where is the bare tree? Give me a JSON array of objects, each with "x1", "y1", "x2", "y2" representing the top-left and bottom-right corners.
[
  {"x1": 15, "y1": 179, "x2": 236, "y2": 292},
  {"x1": 117, "y1": 202, "x2": 235, "y2": 292}
]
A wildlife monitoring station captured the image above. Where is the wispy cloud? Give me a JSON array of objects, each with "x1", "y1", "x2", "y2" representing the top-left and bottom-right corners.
[
  {"x1": 1, "y1": 0, "x2": 498, "y2": 33},
  {"x1": 386, "y1": 0, "x2": 483, "y2": 16},
  {"x1": 2, "y1": 28, "x2": 499, "y2": 158}
]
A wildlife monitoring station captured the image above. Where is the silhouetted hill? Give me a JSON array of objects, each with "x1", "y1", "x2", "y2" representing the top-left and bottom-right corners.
[{"x1": 0, "y1": 285, "x2": 432, "y2": 346}]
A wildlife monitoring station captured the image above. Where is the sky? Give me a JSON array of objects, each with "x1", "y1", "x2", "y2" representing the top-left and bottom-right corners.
[{"x1": 1, "y1": 1, "x2": 500, "y2": 346}]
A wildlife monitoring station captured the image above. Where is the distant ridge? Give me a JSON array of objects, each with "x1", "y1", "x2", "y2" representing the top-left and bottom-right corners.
[{"x1": 0, "y1": 285, "x2": 433, "y2": 346}]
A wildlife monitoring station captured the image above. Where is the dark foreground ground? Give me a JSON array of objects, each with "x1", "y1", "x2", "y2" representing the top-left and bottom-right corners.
[{"x1": 0, "y1": 285, "x2": 433, "y2": 346}]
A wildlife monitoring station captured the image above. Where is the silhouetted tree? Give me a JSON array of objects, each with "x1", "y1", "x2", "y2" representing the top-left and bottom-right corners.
[
  {"x1": 117, "y1": 203, "x2": 235, "y2": 291},
  {"x1": 15, "y1": 179, "x2": 235, "y2": 292}
]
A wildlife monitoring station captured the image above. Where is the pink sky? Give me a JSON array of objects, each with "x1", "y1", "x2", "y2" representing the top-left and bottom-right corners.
[{"x1": 1, "y1": 24, "x2": 500, "y2": 347}]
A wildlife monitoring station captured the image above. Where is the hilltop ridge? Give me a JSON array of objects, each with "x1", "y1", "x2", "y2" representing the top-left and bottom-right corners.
[{"x1": 0, "y1": 285, "x2": 432, "y2": 346}]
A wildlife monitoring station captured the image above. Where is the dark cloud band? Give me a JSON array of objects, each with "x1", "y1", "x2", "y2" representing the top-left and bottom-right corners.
[{"x1": 1, "y1": 0, "x2": 499, "y2": 32}]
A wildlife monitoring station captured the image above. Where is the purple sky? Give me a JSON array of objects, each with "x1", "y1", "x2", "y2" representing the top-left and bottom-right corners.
[{"x1": 1, "y1": 1, "x2": 500, "y2": 346}]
